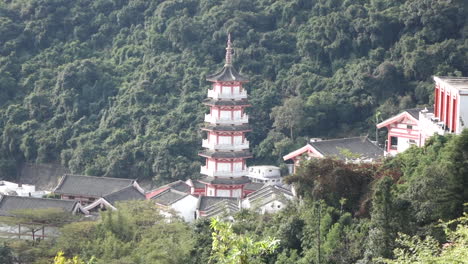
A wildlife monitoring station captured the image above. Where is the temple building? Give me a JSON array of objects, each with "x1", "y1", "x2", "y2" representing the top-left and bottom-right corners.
[
  {"x1": 198, "y1": 34, "x2": 253, "y2": 198},
  {"x1": 283, "y1": 137, "x2": 384, "y2": 173},
  {"x1": 377, "y1": 76, "x2": 468, "y2": 155}
]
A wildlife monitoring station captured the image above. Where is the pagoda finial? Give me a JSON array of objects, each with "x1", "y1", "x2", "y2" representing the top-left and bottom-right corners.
[{"x1": 225, "y1": 33, "x2": 233, "y2": 66}]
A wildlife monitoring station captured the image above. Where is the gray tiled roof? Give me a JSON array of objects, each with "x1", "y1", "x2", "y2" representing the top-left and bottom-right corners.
[
  {"x1": 206, "y1": 65, "x2": 249, "y2": 82},
  {"x1": 103, "y1": 186, "x2": 145, "y2": 205},
  {"x1": 189, "y1": 179, "x2": 206, "y2": 189},
  {"x1": 310, "y1": 137, "x2": 383, "y2": 160},
  {"x1": 151, "y1": 189, "x2": 188, "y2": 206},
  {"x1": 405, "y1": 107, "x2": 434, "y2": 120},
  {"x1": 169, "y1": 181, "x2": 191, "y2": 193},
  {"x1": 247, "y1": 185, "x2": 293, "y2": 203},
  {"x1": 199, "y1": 176, "x2": 251, "y2": 185},
  {"x1": 198, "y1": 196, "x2": 238, "y2": 211},
  {"x1": 199, "y1": 150, "x2": 252, "y2": 159},
  {"x1": 54, "y1": 174, "x2": 135, "y2": 197},
  {"x1": 202, "y1": 124, "x2": 252, "y2": 132},
  {"x1": 0, "y1": 195, "x2": 78, "y2": 216},
  {"x1": 244, "y1": 182, "x2": 265, "y2": 191},
  {"x1": 203, "y1": 99, "x2": 251, "y2": 106},
  {"x1": 204, "y1": 200, "x2": 240, "y2": 217}
]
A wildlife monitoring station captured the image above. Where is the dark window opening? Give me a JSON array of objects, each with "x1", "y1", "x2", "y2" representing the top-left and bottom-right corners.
[{"x1": 390, "y1": 137, "x2": 398, "y2": 149}]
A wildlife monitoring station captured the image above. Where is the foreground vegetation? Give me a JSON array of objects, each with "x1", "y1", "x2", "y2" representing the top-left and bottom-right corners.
[
  {"x1": 0, "y1": 0, "x2": 467, "y2": 183},
  {"x1": 0, "y1": 132, "x2": 466, "y2": 264}
]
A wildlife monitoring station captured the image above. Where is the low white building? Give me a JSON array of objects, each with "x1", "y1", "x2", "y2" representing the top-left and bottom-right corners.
[
  {"x1": 246, "y1": 166, "x2": 283, "y2": 185},
  {"x1": 151, "y1": 188, "x2": 198, "y2": 222},
  {"x1": 0, "y1": 181, "x2": 47, "y2": 197}
]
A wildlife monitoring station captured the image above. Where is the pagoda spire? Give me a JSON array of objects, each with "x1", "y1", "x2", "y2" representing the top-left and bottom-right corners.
[{"x1": 225, "y1": 33, "x2": 233, "y2": 66}]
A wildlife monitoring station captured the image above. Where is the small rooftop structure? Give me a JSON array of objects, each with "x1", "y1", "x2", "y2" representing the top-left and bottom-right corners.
[{"x1": 246, "y1": 166, "x2": 282, "y2": 185}]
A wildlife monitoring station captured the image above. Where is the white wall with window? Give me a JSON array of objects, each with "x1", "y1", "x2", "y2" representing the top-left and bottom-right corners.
[
  {"x1": 217, "y1": 163, "x2": 230, "y2": 172},
  {"x1": 218, "y1": 136, "x2": 231, "y2": 145},
  {"x1": 220, "y1": 110, "x2": 231, "y2": 120}
]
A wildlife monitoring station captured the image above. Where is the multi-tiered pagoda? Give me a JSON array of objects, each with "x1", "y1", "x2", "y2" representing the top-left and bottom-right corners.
[{"x1": 198, "y1": 35, "x2": 252, "y2": 198}]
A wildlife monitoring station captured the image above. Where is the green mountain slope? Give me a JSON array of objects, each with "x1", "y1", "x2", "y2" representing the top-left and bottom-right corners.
[{"x1": 0, "y1": 0, "x2": 466, "y2": 182}]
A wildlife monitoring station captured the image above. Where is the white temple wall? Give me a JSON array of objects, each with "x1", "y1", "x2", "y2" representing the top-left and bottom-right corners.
[
  {"x1": 171, "y1": 195, "x2": 198, "y2": 222},
  {"x1": 208, "y1": 160, "x2": 216, "y2": 170},
  {"x1": 397, "y1": 137, "x2": 411, "y2": 153}
]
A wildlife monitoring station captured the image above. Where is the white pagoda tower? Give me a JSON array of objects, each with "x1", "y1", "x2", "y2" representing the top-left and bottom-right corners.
[{"x1": 198, "y1": 35, "x2": 252, "y2": 198}]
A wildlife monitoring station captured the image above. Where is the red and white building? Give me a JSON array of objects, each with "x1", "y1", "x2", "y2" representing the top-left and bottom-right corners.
[
  {"x1": 198, "y1": 34, "x2": 252, "y2": 198},
  {"x1": 377, "y1": 76, "x2": 468, "y2": 155},
  {"x1": 283, "y1": 137, "x2": 383, "y2": 173}
]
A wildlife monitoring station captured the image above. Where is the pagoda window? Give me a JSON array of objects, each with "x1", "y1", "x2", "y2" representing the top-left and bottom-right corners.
[
  {"x1": 220, "y1": 110, "x2": 231, "y2": 120},
  {"x1": 233, "y1": 110, "x2": 241, "y2": 119},
  {"x1": 219, "y1": 136, "x2": 231, "y2": 144},
  {"x1": 217, "y1": 163, "x2": 230, "y2": 172},
  {"x1": 233, "y1": 136, "x2": 242, "y2": 144},
  {"x1": 233, "y1": 86, "x2": 240, "y2": 94},
  {"x1": 222, "y1": 86, "x2": 231, "y2": 95},
  {"x1": 233, "y1": 162, "x2": 243, "y2": 171}
]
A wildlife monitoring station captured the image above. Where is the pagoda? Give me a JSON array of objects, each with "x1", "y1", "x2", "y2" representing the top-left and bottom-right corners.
[{"x1": 198, "y1": 34, "x2": 252, "y2": 198}]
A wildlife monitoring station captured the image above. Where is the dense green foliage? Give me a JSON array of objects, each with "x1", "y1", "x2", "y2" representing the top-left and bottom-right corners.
[
  {"x1": 0, "y1": 0, "x2": 467, "y2": 182},
  {"x1": 380, "y1": 212, "x2": 468, "y2": 264}
]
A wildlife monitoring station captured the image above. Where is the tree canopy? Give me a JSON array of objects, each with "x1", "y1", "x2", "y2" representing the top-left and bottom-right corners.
[{"x1": 0, "y1": 0, "x2": 466, "y2": 183}]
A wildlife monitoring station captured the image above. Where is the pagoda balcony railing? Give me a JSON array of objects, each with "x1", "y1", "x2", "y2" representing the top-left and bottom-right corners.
[
  {"x1": 207, "y1": 89, "x2": 247, "y2": 100},
  {"x1": 202, "y1": 139, "x2": 249, "y2": 150},
  {"x1": 200, "y1": 166, "x2": 248, "y2": 177},
  {"x1": 204, "y1": 114, "x2": 249, "y2": 124}
]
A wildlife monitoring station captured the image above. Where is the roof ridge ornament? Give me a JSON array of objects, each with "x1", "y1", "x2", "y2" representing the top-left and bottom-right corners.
[{"x1": 225, "y1": 33, "x2": 233, "y2": 66}]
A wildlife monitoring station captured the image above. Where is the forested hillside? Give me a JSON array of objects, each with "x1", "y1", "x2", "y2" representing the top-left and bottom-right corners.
[{"x1": 0, "y1": 0, "x2": 467, "y2": 183}]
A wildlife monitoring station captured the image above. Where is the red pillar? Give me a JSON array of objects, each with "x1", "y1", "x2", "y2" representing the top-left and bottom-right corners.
[
  {"x1": 434, "y1": 86, "x2": 439, "y2": 117},
  {"x1": 445, "y1": 94, "x2": 450, "y2": 126},
  {"x1": 440, "y1": 90, "x2": 445, "y2": 121},
  {"x1": 452, "y1": 97, "x2": 457, "y2": 132}
]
